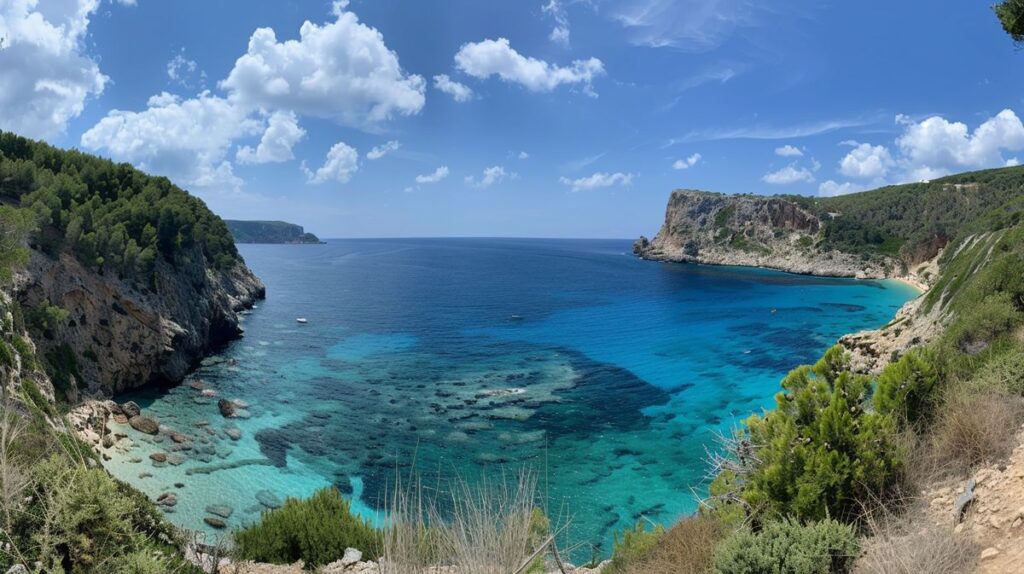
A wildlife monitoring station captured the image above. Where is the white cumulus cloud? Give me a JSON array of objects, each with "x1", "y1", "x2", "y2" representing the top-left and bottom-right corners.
[
  {"x1": 818, "y1": 180, "x2": 866, "y2": 197},
  {"x1": 465, "y1": 166, "x2": 513, "y2": 188},
  {"x1": 672, "y1": 153, "x2": 702, "y2": 170},
  {"x1": 775, "y1": 144, "x2": 803, "y2": 157},
  {"x1": 762, "y1": 164, "x2": 815, "y2": 185},
  {"x1": 304, "y1": 142, "x2": 359, "y2": 184},
  {"x1": 454, "y1": 38, "x2": 604, "y2": 95},
  {"x1": 433, "y1": 74, "x2": 474, "y2": 102},
  {"x1": 0, "y1": 0, "x2": 109, "y2": 139},
  {"x1": 81, "y1": 92, "x2": 261, "y2": 190},
  {"x1": 236, "y1": 111, "x2": 305, "y2": 165},
  {"x1": 220, "y1": 3, "x2": 426, "y2": 128},
  {"x1": 415, "y1": 166, "x2": 450, "y2": 184},
  {"x1": 895, "y1": 109, "x2": 1024, "y2": 181},
  {"x1": 366, "y1": 140, "x2": 400, "y2": 160},
  {"x1": 560, "y1": 171, "x2": 634, "y2": 192},
  {"x1": 838, "y1": 142, "x2": 894, "y2": 180}
]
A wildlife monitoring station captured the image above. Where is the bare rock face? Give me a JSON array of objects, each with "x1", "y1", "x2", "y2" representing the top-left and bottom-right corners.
[
  {"x1": 17, "y1": 247, "x2": 264, "y2": 394},
  {"x1": 634, "y1": 190, "x2": 894, "y2": 279}
]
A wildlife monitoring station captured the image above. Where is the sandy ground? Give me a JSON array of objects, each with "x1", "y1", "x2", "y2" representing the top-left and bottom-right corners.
[{"x1": 922, "y1": 425, "x2": 1024, "y2": 573}]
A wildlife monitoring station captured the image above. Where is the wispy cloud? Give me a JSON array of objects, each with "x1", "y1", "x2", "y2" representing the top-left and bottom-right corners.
[
  {"x1": 666, "y1": 116, "x2": 879, "y2": 146},
  {"x1": 609, "y1": 0, "x2": 760, "y2": 51}
]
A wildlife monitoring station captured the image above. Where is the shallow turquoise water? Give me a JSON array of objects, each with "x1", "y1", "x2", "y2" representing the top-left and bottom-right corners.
[{"x1": 107, "y1": 238, "x2": 916, "y2": 553}]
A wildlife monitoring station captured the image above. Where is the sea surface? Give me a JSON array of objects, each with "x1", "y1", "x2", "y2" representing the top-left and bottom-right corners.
[{"x1": 107, "y1": 238, "x2": 917, "y2": 553}]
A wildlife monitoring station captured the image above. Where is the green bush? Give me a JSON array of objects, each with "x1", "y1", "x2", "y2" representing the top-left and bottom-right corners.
[
  {"x1": 44, "y1": 343, "x2": 83, "y2": 400},
  {"x1": 234, "y1": 487, "x2": 382, "y2": 567},
  {"x1": 735, "y1": 347, "x2": 902, "y2": 522},
  {"x1": 25, "y1": 301, "x2": 68, "y2": 338},
  {"x1": 23, "y1": 459, "x2": 143, "y2": 572},
  {"x1": 968, "y1": 346, "x2": 1024, "y2": 395},
  {"x1": 606, "y1": 521, "x2": 667, "y2": 574},
  {"x1": 944, "y1": 292, "x2": 1021, "y2": 353},
  {"x1": 874, "y1": 348, "x2": 941, "y2": 425},
  {"x1": 11, "y1": 335, "x2": 37, "y2": 371},
  {"x1": 713, "y1": 518, "x2": 859, "y2": 574}
]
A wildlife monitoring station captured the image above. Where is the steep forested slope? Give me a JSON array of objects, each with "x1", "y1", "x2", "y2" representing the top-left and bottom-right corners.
[{"x1": 0, "y1": 131, "x2": 264, "y2": 397}]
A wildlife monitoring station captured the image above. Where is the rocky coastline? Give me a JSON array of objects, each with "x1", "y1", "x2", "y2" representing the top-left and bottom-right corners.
[
  {"x1": 632, "y1": 190, "x2": 900, "y2": 279},
  {"x1": 16, "y1": 246, "x2": 264, "y2": 398},
  {"x1": 633, "y1": 189, "x2": 951, "y2": 374}
]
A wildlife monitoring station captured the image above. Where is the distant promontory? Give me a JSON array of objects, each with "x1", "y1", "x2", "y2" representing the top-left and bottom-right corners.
[{"x1": 225, "y1": 220, "x2": 323, "y2": 244}]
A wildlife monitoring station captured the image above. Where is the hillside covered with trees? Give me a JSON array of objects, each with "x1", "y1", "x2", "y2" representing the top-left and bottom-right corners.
[{"x1": 0, "y1": 131, "x2": 241, "y2": 286}]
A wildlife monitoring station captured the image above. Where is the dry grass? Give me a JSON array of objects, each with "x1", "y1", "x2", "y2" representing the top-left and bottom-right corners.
[
  {"x1": 855, "y1": 508, "x2": 979, "y2": 574},
  {"x1": 928, "y1": 387, "x2": 1024, "y2": 476},
  {"x1": 620, "y1": 515, "x2": 723, "y2": 574},
  {"x1": 380, "y1": 471, "x2": 549, "y2": 574}
]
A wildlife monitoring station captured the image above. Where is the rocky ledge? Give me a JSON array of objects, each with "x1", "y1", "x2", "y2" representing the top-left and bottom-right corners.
[
  {"x1": 17, "y1": 246, "x2": 264, "y2": 396},
  {"x1": 634, "y1": 190, "x2": 894, "y2": 279}
]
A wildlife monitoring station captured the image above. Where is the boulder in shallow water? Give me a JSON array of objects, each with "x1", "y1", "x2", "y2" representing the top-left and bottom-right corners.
[
  {"x1": 256, "y1": 489, "x2": 283, "y2": 509},
  {"x1": 218, "y1": 399, "x2": 237, "y2": 418},
  {"x1": 149, "y1": 452, "x2": 167, "y2": 463},
  {"x1": 204, "y1": 516, "x2": 226, "y2": 529},
  {"x1": 129, "y1": 415, "x2": 159, "y2": 435},
  {"x1": 121, "y1": 401, "x2": 141, "y2": 418},
  {"x1": 206, "y1": 504, "x2": 234, "y2": 519},
  {"x1": 225, "y1": 426, "x2": 242, "y2": 441}
]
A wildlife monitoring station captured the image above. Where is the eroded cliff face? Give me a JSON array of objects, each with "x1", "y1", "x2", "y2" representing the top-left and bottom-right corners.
[
  {"x1": 16, "y1": 245, "x2": 265, "y2": 396},
  {"x1": 634, "y1": 190, "x2": 896, "y2": 279}
]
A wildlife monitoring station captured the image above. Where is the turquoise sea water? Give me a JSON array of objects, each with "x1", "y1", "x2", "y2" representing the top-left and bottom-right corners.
[{"x1": 107, "y1": 238, "x2": 916, "y2": 553}]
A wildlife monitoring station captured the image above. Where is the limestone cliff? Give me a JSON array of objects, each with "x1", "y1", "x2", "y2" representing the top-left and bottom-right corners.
[
  {"x1": 15, "y1": 245, "x2": 264, "y2": 396},
  {"x1": 634, "y1": 190, "x2": 896, "y2": 279}
]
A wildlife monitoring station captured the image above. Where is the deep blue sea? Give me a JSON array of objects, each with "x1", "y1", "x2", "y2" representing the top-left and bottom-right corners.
[{"x1": 108, "y1": 238, "x2": 916, "y2": 553}]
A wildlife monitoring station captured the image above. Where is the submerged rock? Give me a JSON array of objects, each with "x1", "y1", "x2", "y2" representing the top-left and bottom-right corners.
[
  {"x1": 203, "y1": 516, "x2": 226, "y2": 529},
  {"x1": 206, "y1": 504, "x2": 234, "y2": 519},
  {"x1": 149, "y1": 452, "x2": 167, "y2": 463},
  {"x1": 256, "y1": 489, "x2": 283, "y2": 509},
  {"x1": 129, "y1": 415, "x2": 160, "y2": 435},
  {"x1": 218, "y1": 399, "x2": 237, "y2": 418}
]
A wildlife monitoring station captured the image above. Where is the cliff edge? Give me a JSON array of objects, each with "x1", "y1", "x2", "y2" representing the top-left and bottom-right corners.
[{"x1": 633, "y1": 190, "x2": 895, "y2": 279}]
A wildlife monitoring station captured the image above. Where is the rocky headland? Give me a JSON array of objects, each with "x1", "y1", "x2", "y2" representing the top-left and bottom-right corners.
[
  {"x1": 17, "y1": 248, "x2": 263, "y2": 398},
  {"x1": 634, "y1": 190, "x2": 898, "y2": 278}
]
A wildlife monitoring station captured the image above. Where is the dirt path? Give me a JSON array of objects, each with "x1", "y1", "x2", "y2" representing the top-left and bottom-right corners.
[{"x1": 923, "y1": 426, "x2": 1024, "y2": 573}]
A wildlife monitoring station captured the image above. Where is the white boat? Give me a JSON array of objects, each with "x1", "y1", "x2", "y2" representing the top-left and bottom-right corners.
[{"x1": 296, "y1": 318, "x2": 308, "y2": 324}]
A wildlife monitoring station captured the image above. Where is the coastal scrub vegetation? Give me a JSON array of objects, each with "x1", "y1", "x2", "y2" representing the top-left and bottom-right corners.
[
  {"x1": 0, "y1": 408, "x2": 203, "y2": 574},
  {"x1": 234, "y1": 487, "x2": 383, "y2": 567}
]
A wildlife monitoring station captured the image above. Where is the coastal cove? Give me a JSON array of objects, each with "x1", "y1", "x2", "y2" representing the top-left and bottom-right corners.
[{"x1": 104, "y1": 238, "x2": 917, "y2": 553}]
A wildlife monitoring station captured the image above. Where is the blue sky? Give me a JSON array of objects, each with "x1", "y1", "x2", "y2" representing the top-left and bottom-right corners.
[{"x1": 3, "y1": 0, "x2": 1024, "y2": 238}]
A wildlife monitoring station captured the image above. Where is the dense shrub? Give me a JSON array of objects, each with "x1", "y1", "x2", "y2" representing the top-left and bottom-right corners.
[
  {"x1": 234, "y1": 487, "x2": 382, "y2": 567},
  {"x1": 713, "y1": 518, "x2": 859, "y2": 574},
  {"x1": 4, "y1": 456, "x2": 202, "y2": 574},
  {"x1": 43, "y1": 343, "x2": 83, "y2": 400},
  {"x1": 873, "y1": 349, "x2": 940, "y2": 425},
  {"x1": 733, "y1": 347, "x2": 902, "y2": 522},
  {"x1": 929, "y1": 386, "x2": 1024, "y2": 474},
  {"x1": 855, "y1": 513, "x2": 979, "y2": 574},
  {"x1": 967, "y1": 346, "x2": 1024, "y2": 395},
  {"x1": 615, "y1": 515, "x2": 723, "y2": 574},
  {"x1": 25, "y1": 301, "x2": 68, "y2": 338},
  {"x1": 606, "y1": 521, "x2": 666, "y2": 574},
  {"x1": 944, "y1": 292, "x2": 1021, "y2": 353}
]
